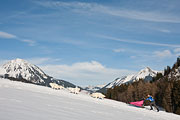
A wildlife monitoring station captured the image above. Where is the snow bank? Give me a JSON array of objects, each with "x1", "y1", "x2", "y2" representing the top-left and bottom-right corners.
[
  {"x1": 68, "y1": 87, "x2": 80, "y2": 94},
  {"x1": 91, "y1": 92, "x2": 105, "y2": 99},
  {"x1": 0, "y1": 78, "x2": 180, "y2": 120},
  {"x1": 49, "y1": 83, "x2": 64, "y2": 89}
]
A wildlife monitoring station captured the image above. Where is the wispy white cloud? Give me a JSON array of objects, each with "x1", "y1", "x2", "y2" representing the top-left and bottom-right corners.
[
  {"x1": 0, "y1": 31, "x2": 37, "y2": 47},
  {"x1": 36, "y1": 1, "x2": 180, "y2": 23},
  {"x1": 0, "y1": 57, "x2": 61, "y2": 66},
  {"x1": 96, "y1": 35, "x2": 180, "y2": 48},
  {"x1": 61, "y1": 39, "x2": 86, "y2": 46},
  {"x1": 150, "y1": 27, "x2": 171, "y2": 33},
  {"x1": 0, "y1": 31, "x2": 17, "y2": 39},
  {"x1": 35, "y1": 1, "x2": 100, "y2": 10},
  {"x1": 27, "y1": 57, "x2": 52, "y2": 65},
  {"x1": 153, "y1": 50, "x2": 172, "y2": 58},
  {"x1": 38, "y1": 46, "x2": 54, "y2": 54},
  {"x1": 104, "y1": 9, "x2": 180, "y2": 23},
  {"x1": 158, "y1": 29, "x2": 171, "y2": 33},
  {"x1": 26, "y1": 57, "x2": 61, "y2": 65},
  {"x1": 174, "y1": 48, "x2": 180, "y2": 56},
  {"x1": 174, "y1": 48, "x2": 180, "y2": 53},
  {"x1": 113, "y1": 48, "x2": 125, "y2": 53},
  {"x1": 40, "y1": 61, "x2": 135, "y2": 85},
  {"x1": 147, "y1": 26, "x2": 172, "y2": 33},
  {"x1": 21, "y1": 39, "x2": 36, "y2": 46},
  {"x1": 130, "y1": 56, "x2": 136, "y2": 59}
]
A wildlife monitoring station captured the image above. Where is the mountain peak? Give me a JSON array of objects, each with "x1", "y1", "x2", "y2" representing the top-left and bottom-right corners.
[
  {"x1": 4, "y1": 58, "x2": 28, "y2": 68},
  {"x1": 0, "y1": 58, "x2": 49, "y2": 84},
  {"x1": 135, "y1": 67, "x2": 157, "y2": 80},
  {"x1": 145, "y1": 66, "x2": 151, "y2": 70},
  {"x1": 140, "y1": 67, "x2": 153, "y2": 73},
  {"x1": 13, "y1": 58, "x2": 26, "y2": 63},
  {"x1": 101, "y1": 67, "x2": 158, "y2": 91},
  {"x1": 0, "y1": 58, "x2": 76, "y2": 88}
]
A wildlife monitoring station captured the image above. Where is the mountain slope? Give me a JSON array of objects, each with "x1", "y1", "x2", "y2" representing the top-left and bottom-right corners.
[
  {"x1": 83, "y1": 85, "x2": 105, "y2": 93},
  {"x1": 0, "y1": 78, "x2": 180, "y2": 120},
  {"x1": 0, "y1": 58, "x2": 76, "y2": 88},
  {"x1": 99, "y1": 67, "x2": 158, "y2": 93},
  {"x1": 0, "y1": 58, "x2": 51, "y2": 85},
  {"x1": 105, "y1": 58, "x2": 180, "y2": 115}
]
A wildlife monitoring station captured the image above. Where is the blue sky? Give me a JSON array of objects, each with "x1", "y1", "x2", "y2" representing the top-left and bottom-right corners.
[{"x1": 0, "y1": 0, "x2": 180, "y2": 86}]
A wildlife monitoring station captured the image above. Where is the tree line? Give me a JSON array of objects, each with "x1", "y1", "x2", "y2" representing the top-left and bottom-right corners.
[{"x1": 106, "y1": 57, "x2": 180, "y2": 115}]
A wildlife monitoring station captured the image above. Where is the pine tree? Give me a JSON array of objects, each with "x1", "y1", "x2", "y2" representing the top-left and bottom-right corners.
[
  {"x1": 172, "y1": 80, "x2": 180, "y2": 114},
  {"x1": 105, "y1": 57, "x2": 180, "y2": 115},
  {"x1": 163, "y1": 82, "x2": 173, "y2": 112},
  {"x1": 127, "y1": 84, "x2": 135, "y2": 102},
  {"x1": 177, "y1": 57, "x2": 180, "y2": 67}
]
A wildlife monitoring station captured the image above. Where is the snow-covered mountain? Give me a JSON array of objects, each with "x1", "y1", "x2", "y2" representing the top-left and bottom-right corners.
[
  {"x1": 84, "y1": 85, "x2": 105, "y2": 93},
  {"x1": 106, "y1": 67, "x2": 157, "y2": 88},
  {"x1": 0, "y1": 58, "x2": 76, "y2": 87},
  {"x1": 0, "y1": 58, "x2": 51, "y2": 85},
  {"x1": 99, "y1": 67, "x2": 158, "y2": 93}
]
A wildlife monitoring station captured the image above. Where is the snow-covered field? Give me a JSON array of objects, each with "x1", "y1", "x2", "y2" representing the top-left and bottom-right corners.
[{"x1": 0, "y1": 78, "x2": 180, "y2": 120}]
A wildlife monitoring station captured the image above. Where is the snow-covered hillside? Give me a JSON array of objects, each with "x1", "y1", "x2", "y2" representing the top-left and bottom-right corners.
[
  {"x1": 0, "y1": 78, "x2": 180, "y2": 120},
  {"x1": 0, "y1": 58, "x2": 76, "y2": 87},
  {"x1": 104, "y1": 67, "x2": 158, "y2": 89},
  {"x1": 84, "y1": 85, "x2": 105, "y2": 92},
  {"x1": 169, "y1": 66, "x2": 180, "y2": 78}
]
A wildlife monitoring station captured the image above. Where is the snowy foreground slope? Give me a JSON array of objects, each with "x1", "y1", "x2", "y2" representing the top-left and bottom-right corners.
[{"x1": 0, "y1": 79, "x2": 180, "y2": 120}]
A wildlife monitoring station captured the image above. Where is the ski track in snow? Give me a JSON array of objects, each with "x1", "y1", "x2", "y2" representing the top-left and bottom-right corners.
[{"x1": 0, "y1": 78, "x2": 180, "y2": 120}]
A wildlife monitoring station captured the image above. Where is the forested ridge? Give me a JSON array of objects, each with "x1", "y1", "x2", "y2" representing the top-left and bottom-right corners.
[{"x1": 106, "y1": 57, "x2": 180, "y2": 114}]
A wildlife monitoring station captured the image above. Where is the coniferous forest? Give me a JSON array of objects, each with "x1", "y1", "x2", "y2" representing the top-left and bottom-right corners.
[{"x1": 106, "y1": 57, "x2": 180, "y2": 115}]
